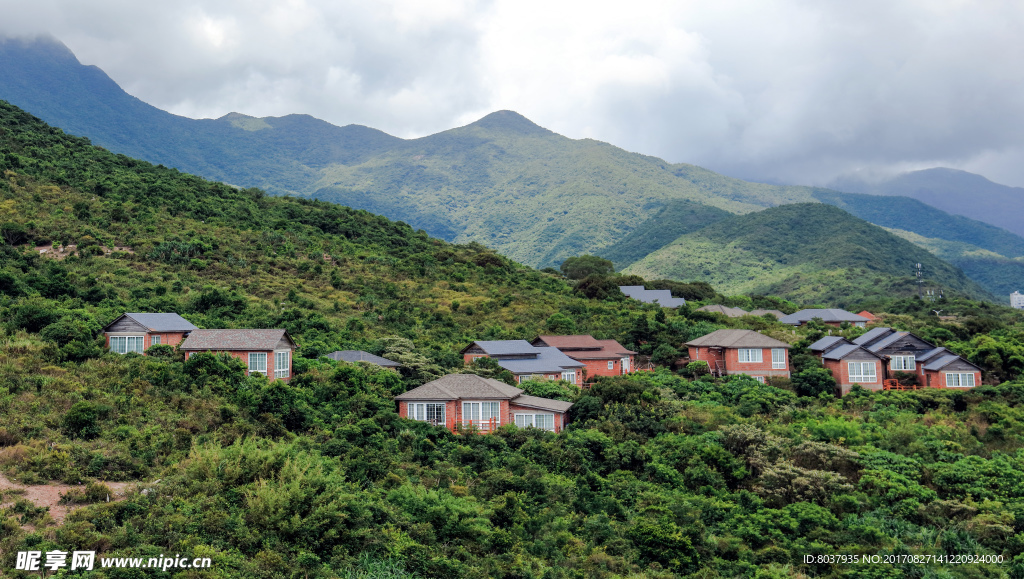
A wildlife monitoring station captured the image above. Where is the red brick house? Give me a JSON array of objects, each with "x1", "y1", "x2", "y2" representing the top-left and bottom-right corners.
[
  {"x1": 810, "y1": 328, "x2": 981, "y2": 393},
  {"x1": 809, "y1": 337, "x2": 886, "y2": 395},
  {"x1": 685, "y1": 329, "x2": 791, "y2": 381},
  {"x1": 180, "y1": 329, "x2": 297, "y2": 381},
  {"x1": 460, "y1": 341, "x2": 585, "y2": 386},
  {"x1": 531, "y1": 335, "x2": 636, "y2": 379},
  {"x1": 395, "y1": 374, "x2": 573, "y2": 433},
  {"x1": 102, "y1": 313, "x2": 198, "y2": 354}
]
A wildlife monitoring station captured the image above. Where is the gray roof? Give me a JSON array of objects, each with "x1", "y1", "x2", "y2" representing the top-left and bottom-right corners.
[
  {"x1": 513, "y1": 395, "x2": 574, "y2": 413},
  {"x1": 853, "y1": 327, "x2": 893, "y2": 346},
  {"x1": 180, "y1": 329, "x2": 295, "y2": 351},
  {"x1": 917, "y1": 347, "x2": 950, "y2": 363},
  {"x1": 395, "y1": 374, "x2": 524, "y2": 401},
  {"x1": 779, "y1": 309, "x2": 869, "y2": 325},
  {"x1": 685, "y1": 329, "x2": 791, "y2": 349},
  {"x1": 497, "y1": 347, "x2": 585, "y2": 374},
  {"x1": 923, "y1": 354, "x2": 963, "y2": 371},
  {"x1": 749, "y1": 309, "x2": 786, "y2": 319},
  {"x1": 618, "y1": 286, "x2": 687, "y2": 308},
  {"x1": 326, "y1": 350, "x2": 400, "y2": 367},
  {"x1": 808, "y1": 336, "x2": 846, "y2": 352},
  {"x1": 866, "y1": 331, "x2": 908, "y2": 353},
  {"x1": 697, "y1": 305, "x2": 748, "y2": 317},
  {"x1": 822, "y1": 344, "x2": 882, "y2": 361},
  {"x1": 466, "y1": 340, "x2": 538, "y2": 356},
  {"x1": 107, "y1": 313, "x2": 198, "y2": 332}
]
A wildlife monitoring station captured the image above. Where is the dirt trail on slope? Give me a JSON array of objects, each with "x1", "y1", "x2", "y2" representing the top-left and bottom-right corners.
[{"x1": 0, "y1": 473, "x2": 136, "y2": 525}]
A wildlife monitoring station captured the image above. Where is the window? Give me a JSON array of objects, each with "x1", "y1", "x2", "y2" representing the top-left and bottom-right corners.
[
  {"x1": 848, "y1": 361, "x2": 877, "y2": 383},
  {"x1": 518, "y1": 374, "x2": 545, "y2": 384},
  {"x1": 463, "y1": 401, "x2": 501, "y2": 429},
  {"x1": 151, "y1": 335, "x2": 161, "y2": 346},
  {"x1": 607, "y1": 361, "x2": 614, "y2": 370},
  {"x1": 249, "y1": 352, "x2": 267, "y2": 374},
  {"x1": 771, "y1": 348, "x2": 786, "y2": 369},
  {"x1": 945, "y1": 373, "x2": 976, "y2": 388},
  {"x1": 408, "y1": 403, "x2": 446, "y2": 425},
  {"x1": 515, "y1": 413, "x2": 555, "y2": 431},
  {"x1": 561, "y1": 370, "x2": 576, "y2": 383},
  {"x1": 109, "y1": 336, "x2": 145, "y2": 354},
  {"x1": 891, "y1": 355, "x2": 916, "y2": 371},
  {"x1": 737, "y1": 349, "x2": 763, "y2": 363},
  {"x1": 274, "y1": 351, "x2": 290, "y2": 379},
  {"x1": 753, "y1": 376, "x2": 766, "y2": 384}
]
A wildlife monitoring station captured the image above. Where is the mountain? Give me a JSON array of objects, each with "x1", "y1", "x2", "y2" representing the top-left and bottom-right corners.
[
  {"x1": 622, "y1": 203, "x2": 992, "y2": 306},
  {"x1": 4, "y1": 35, "x2": 1023, "y2": 300},
  {"x1": 829, "y1": 168, "x2": 1024, "y2": 238}
]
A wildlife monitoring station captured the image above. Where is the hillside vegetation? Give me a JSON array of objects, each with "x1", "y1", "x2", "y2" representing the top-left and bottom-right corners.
[
  {"x1": 7, "y1": 100, "x2": 1024, "y2": 577},
  {"x1": 623, "y1": 204, "x2": 992, "y2": 306}
]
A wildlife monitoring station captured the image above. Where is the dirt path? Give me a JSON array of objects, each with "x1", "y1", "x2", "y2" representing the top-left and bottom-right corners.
[{"x1": 0, "y1": 473, "x2": 136, "y2": 525}]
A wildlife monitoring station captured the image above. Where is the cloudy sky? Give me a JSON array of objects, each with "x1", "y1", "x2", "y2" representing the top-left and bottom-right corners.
[{"x1": 2, "y1": 0, "x2": 1023, "y2": 187}]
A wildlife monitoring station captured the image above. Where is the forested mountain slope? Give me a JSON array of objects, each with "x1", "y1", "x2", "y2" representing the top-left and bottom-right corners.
[{"x1": 6, "y1": 100, "x2": 1024, "y2": 577}]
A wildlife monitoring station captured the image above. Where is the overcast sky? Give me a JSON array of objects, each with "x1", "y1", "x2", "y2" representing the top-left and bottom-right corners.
[{"x1": 1, "y1": 0, "x2": 1022, "y2": 187}]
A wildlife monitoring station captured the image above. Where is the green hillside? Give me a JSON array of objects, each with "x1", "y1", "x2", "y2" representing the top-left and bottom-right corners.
[
  {"x1": 624, "y1": 203, "x2": 992, "y2": 306},
  {"x1": 8, "y1": 101, "x2": 1024, "y2": 577}
]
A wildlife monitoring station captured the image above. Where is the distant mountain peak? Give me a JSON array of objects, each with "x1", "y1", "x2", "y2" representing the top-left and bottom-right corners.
[{"x1": 468, "y1": 110, "x2": 551, "y2": 135}]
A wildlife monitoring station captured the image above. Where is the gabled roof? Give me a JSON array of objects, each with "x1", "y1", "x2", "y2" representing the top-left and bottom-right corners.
[
  {"x1": 857, "y1": 310, "x2": 877, "y2": 320},
  {"x1": 513, "y1": 395, "x2": 574, "y2": 413},
  {"x1": 779, "y1": 309, "x2": 869, "y2": 325},
  {"x1": 808, "y1": 336, "x2": 847, "y2": 352},
  {"x1": 866, "y1": 331, "x2": 910, "y2": 353},
  {"x1": 326, "y1": 350, "x2": 400, "y2": 367},
  {"x1": 104, "y1": 313, "x2": 198, "y2": 332},
  {"x1": 618, "y1": 286, "x2": 687, "y2": 308},
  {"x1": 917, "y1": 347, "x2": 950, "y2": 363},
  {"x1": 685, "y1": 329, "x2": 791, "y2": 349},
  {"x1": 533, "y1": 335, "x2": 636, "y2": 359},
  {"x1": 395, "y1": 374, "x2": 524, "y2": 401},
  {"x1": 461, "y1": 340, "x2": 537, "y2": 356},
  {"x1": 180, "y1": 329, "x2": 295, "y2": 351},
  {"x1": 853, "y1": 327, "x2": 894, "y2": 346},
  {"x1": 497, "y1": 347, "x2": 584, "y2": 373},
  {"x1": 822, "y1": 344, "x2": 884, "y2": 361},
  {"x1": 697, "y1": 305, "x2": 748, "y2": 318},
  {"x1": 923, "y1": 354, "x2": 981, "y2": 372}
]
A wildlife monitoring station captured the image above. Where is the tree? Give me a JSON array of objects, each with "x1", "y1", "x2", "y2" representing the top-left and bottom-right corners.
[
  {"x1": 792, "y1": 367, "x2": 837, "y2": 397},
  {"x1": 560, "y1": 255, "x2": 614, "y2": 280},
  {"x1": 545, "y1": 312, "x2": 577, "y2": 335}
]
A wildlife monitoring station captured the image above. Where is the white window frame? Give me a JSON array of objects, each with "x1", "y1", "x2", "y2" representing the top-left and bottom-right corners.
[
  {"x1": 514, "y1": 413, "x2": 555, "y2": 431},
  {"x1": 945, "y1": 373, "x2": 976, "y2": 388},
  {"x1": 848, "y1": 361, "x2": 877, "y2": 383},
  {"x1": 607, "y1": 361, "x2": 614, "y2": 370},
  {"x1": 110, "y1": 335, "x2": 145, "y2": 354},
  {"x1": 274, "y1": 350, "x2": 290, "y2": 379},
  {"x1": 462, "y1": 401, "x2": 501, "y2": 430},
  {"x1": 753, "y1": 376, "x2": 766, "y2": 384},
  {"x1": 408, "y1": 402, "x2": 446, "y2": 425},
  {"x1": 249, "y1": 352, "x2": 267, "y2": 375},
  {"x1": 891, "y1": 355, "x2": 916, "y2": 371},
  {"x1": 621, "y1": 357, "x2": 630, "y2": 373},
  {"x1": 151, "y1": 335, "x2": 161, "y2": 346},
  {"x1": 771, "y1": 348, "x2": 786, "y2": 370},
  {"x1": 561, "y1": 370, "x2": 576, "y2": 383},
  {"x1": 737, "y1": 349, "x2": 763, "y2": 363}
]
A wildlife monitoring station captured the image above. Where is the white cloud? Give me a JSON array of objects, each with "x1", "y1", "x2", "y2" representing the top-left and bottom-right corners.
[{"x1": 0, "y1": 0, "x2": 1022, "y2": 186}]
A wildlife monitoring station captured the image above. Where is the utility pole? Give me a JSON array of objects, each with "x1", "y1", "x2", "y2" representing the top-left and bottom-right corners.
[{"x1": 916, "y1": 263, "x2": 923, "y2": 299}]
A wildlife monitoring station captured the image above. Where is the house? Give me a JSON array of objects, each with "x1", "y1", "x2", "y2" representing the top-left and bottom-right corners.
[
  {"x1": 809, "y1": 337, "x2": 886, "y2": 395},
  {"x1": 180, "y1": 329, "x2": 297, "y2": 380},
  {"x1": 809, "y1": 327, "x2": 981, "y2": 393},
  {"x1": 327, "y1": 350, "x2": 401, "y2": 370},
  {"x1": 857, "y1": 310, "x2": 877, "y2": 321},
  {"x1": 531, "y1": 335, "x2": 636, "y2": 378},
  {"x1": 779, "y1": 309, "x2": 870, "y2": 327},
  {"x1": 618, "y1": 286, "x2": 687, "y2": 308},
  {"x1": 460, "y1": 340, "x2": 585, "y2": 386},
  {"x1": 102, "y1": 313, "x2": 198, "y2": 354},
  {"x1": 395, "y1": 374, "x2": 574, "y2": 433},
  {"x1": 685, "y1": 329, "x2": 791, "y2": 381},
  {"x1": 697, "y1": 305, "x2": 748, "y2": 318}
]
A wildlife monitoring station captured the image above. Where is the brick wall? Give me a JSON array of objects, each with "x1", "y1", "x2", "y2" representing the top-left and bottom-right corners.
[
  {"x1": 184, "y1": 349, "x2": 291, "y2": 381},
  {"x1": 104, "y1": 331, "x2": 188, "y2": 351},
  {"x1": 824, "y1": 358, "x2": 881, "y2": 394},
  {"x1": 722, "y1": 347, "x2": 790, "y2": 379},
  {"x1": 923, "y1": 370, "x2": 982, "y2": 389}
]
